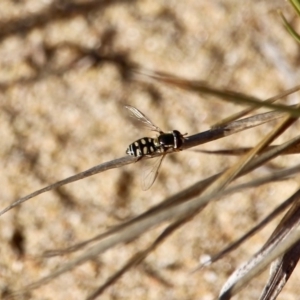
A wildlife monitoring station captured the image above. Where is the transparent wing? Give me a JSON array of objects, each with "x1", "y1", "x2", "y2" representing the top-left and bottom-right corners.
[
  {"x1": 125, "y1": 105, "x2": 162, "y2": 133},
  {"x1": 141, "y1": 155, "x2": 165, "y2": 190}
]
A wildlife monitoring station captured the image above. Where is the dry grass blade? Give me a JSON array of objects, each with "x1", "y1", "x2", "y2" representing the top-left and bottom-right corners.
[
  {"x1": 195, "y1": 112, "x2": 297, "y2": 205},
  {"x1": 259, "y1": 195, "x2": 300, "y2": 299},
  {"x1": 194, "y1": 185, "x2": 300, "y2": 272},
  {"x1": 280, "y1": 10, "x2": 300, "y2": 43},
  {"x1": 259, "y1": 242, "x2": 300, "y2": 300},
  {"x1": 222, "y1": 110, "x2": 289, "y2": 130},
  {"x1": 193, "y1": 142, "x2": 300, "y2": 156},
  {"x1": 192, "y1": 109, "x2": 297, "y2": 156},
  {"x1": 212, "y1": 115, "x2": 300, "y2": 300},
  {"x1": 192, "y1": 148, "x2": 252, "y2": 156},
  {"x1": 219, "y1": 190, "x2": 300, "y2": 300},
  {"x1": 0, "y1": 107, "x2": 284, "y2": 216},
  {"x1": 181, "y1": 109, "x2": 287, "y2": 149},
  {"x1": 45, "y1": 161, "x2": 300, "y2": 259},
  {"x1": 86, "y1": 217, "x2": 188, "y2": 299},
  {"x1": 211, "y1": 86, "x2": 300, "y2": 128},
  {"x1": 0, "y1": 155, "x2": 138, "y2": 216},
  {"x1": 134, "y1": 70, "x2": 300, "y2": 117},
  {"x1": 219, "y1": 227, "x2": 300, "y2": 300}
]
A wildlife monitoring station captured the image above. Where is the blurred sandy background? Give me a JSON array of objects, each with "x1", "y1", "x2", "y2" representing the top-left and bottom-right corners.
[{"x1": 0, "y1": 1, "x2": 300, "y2": 299}]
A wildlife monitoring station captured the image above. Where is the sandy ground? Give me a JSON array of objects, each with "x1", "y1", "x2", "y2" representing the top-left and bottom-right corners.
[{"x1": 1, "y1": 1, "x2": 300, "y2": 299}]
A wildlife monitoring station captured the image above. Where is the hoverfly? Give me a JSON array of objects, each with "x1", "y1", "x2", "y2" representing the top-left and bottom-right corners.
[{"x1": 125, "y1": 105, "x2": 186, "y2": 190}]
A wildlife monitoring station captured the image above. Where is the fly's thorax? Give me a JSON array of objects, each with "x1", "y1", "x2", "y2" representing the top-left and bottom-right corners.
[{"x1": 157, "y1": 130, "x2": 184, "y2": 149}]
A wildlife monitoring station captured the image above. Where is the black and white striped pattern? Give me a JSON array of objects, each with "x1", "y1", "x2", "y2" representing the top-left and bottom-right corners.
[{"x1": 126, "y1": 137, "x2": 161, "y2": 157}]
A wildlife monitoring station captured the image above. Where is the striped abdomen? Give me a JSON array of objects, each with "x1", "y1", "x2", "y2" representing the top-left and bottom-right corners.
[{"x1": 126, "y1": 137, "x2": 161, "y2": 157}]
